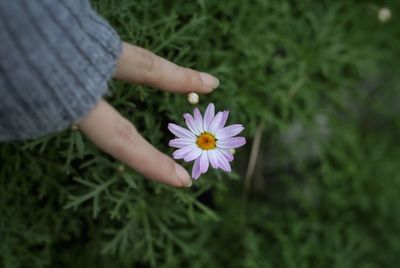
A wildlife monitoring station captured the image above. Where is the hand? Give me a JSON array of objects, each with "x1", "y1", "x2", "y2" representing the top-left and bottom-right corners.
[{"x1": 78, "y1": 42, "x2": 219, "y2": 187}]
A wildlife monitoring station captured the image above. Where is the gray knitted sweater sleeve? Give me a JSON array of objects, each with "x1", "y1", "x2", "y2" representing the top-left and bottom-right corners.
[{"x1": 0, "y1": 0, "x2": 122, "y2": 141}]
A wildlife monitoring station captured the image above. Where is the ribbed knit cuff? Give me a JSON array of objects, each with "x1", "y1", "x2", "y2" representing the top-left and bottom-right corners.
[{"x1": 0, "y1": 0, "x2": 122, "y2": 141}]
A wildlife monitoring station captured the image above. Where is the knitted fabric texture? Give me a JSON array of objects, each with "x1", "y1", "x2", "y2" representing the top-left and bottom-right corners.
[{"x1": 0, "y1": 0, "x2": 122, "y2": 140}]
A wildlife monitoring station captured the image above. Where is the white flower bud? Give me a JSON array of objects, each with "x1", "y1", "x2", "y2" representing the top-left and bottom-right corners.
[
  {"x1": 230, "y1": 148, "x2": 236, "y2": 155},
  {"x1": 378, "y1": 7, "x2": 391, "y2": 22},
  {"x1": 187, "y1": 92, "x2": 199, "y2": 104}
]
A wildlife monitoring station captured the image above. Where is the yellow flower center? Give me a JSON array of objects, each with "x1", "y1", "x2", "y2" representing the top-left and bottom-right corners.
[{"x1": 196, "y1": 132, "x2": 216, "y2": 150}]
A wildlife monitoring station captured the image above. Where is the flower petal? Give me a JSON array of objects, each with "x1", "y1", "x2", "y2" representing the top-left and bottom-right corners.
[
  {"x1": 203, "y1": 103, "x2": 215, "y2": 131},
  {"x1": 199, "y1": 151, "x2": 209, "y2": 173},
  {"x1": 183, "y1": 147, "x2": 202, "y2": 162},
  {"x1": 173, "y1": 145, "x2": 197, "y2": 160},
  {"x1": 217, "y1": 149, "x2": 234, "y2": 162},
  {"x1": 217, "y1": 111, "x2": 229, "y2": 129},
  {"x1": 183, "y1": 113, "x2": 201, "y2": 135},
  {"x1": 208, "y1": 112, "x2": 224, "y2": 134},
  {"x1": 169, "y1": 138, "x2": 194, "y2": 148},
  {"x1": 193, "y1": 108, "x2": 204, "y2": 133},
  {"x1": 168, "y1": 123, "x2": 196, "y2": 140},
  {"x1": 217, "y1": 137, "x2": 246, "y2": 149},
  {"x1": 192, "y1": 157, "x2": 201, "y2": 180},
  {"x1": 208, "y1": 150, "x2": 219, "y2": 169},
  {"x1": 215, "y1": 124, "x2": 244, "y2": 139},
  {"x1": 215, "y1": 150, "x2": 232, "y2": 172}
]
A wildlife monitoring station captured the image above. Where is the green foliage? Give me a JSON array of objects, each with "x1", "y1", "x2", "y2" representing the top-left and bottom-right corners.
[{"x1": 1, "y1": 0, "x2": 400, "y2": 267}]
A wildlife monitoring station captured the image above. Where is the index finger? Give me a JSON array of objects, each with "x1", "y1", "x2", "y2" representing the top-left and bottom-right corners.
[
  {"x1": 78, "y1": 100, "x2": 192, "y2": 188},
  {"x1": 114, "y1": 42, "x2": 219, "y2": 94}
]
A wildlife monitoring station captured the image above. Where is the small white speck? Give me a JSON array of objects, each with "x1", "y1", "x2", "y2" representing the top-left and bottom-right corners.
[
  {"x1": 378, "y1": 7, "x2": 391, "y2": 22},
  {"x1": 116, "y1": 164, "x2": 125, "y2": 173},
  {"x1": 70, "y1": 124, "x2": 79, "y2": 131}
]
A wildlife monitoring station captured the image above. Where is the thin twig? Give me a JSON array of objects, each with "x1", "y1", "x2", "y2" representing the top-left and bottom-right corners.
[{"x1": 241, "y1": 123, "x2": 264, "y2": 225}]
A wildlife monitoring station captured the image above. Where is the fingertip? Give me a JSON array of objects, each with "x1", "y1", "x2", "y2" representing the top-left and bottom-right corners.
[
  {"x1": 199, "y1": 72, "x2": 219, "y2": 89},
  {"x1": 174, "y1": 163, "x2": 192, "y2": 187}
]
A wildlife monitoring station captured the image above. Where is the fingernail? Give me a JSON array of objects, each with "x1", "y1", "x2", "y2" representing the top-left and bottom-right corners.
[
  {"x1": 199, "y1": 72, "x2": 219, "y2": 89},
  {"x1": 175, "y1": 164, "x2": 192, "y2": 187}
]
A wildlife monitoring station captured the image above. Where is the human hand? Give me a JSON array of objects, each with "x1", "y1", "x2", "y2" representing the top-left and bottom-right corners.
[{"x1": 78, "y1": 42, "x2": 219, "y2": 188}]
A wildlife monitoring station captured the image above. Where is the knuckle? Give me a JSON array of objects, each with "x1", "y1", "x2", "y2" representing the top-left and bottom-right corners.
[{"x1": 114, "y1": 117, "x2": 139, "y2": 152}]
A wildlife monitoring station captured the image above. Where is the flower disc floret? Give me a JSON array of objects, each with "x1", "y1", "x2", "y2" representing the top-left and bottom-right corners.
[{"x1": 196, "y1": 132, "x2": 216, "y2": 150}]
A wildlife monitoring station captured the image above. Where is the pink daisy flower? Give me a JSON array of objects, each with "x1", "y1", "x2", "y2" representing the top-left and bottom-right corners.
[{"x1": 168, "y1": 103, "x2": 246, "y2": 180}]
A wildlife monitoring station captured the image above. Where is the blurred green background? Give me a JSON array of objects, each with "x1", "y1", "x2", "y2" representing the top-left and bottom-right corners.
[{"x1": 1, "y1": 0, "x2": 399, "y2": 267}]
